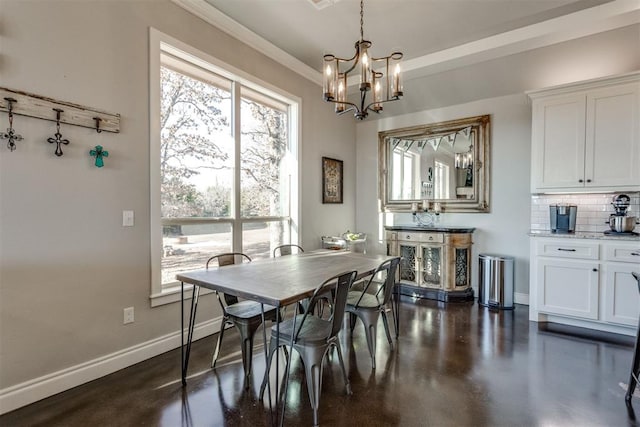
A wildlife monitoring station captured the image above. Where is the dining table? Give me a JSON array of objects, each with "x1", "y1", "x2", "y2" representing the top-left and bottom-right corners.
[{"x1": 176, "y1": 249, "x2": 398, "y2": 425}]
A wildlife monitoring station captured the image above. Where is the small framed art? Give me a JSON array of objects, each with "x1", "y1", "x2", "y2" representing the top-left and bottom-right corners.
[{"x1": 322, "y1": 156, "x2": 343, "y2": 204}]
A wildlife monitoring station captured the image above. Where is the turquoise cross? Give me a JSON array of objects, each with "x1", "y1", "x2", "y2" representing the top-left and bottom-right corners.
[{"x1": 90, "y1": 145, "x2": 109, "y2": 167}]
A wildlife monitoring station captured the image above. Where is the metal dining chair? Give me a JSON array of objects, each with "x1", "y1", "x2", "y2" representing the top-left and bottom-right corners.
[
  {"x1": 206, "y1": 252, "x2": 279, "y2": 386},
  {"x1": 346, "y1": 257, "x2": 401, "y2": 369},
  {"x1": 626, "y1": 271, "x2": 640, "y2": 403},
  {"x1": 272, "y1": 244, "x2": 304, "y2": 257},
  {"x1": 260, "y1": 270, "x2": 357, "y2": 427}
]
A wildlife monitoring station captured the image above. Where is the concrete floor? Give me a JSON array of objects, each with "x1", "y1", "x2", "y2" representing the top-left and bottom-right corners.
[{"x1": 1, "y1": 299, "x2": 637, "y2": 426}]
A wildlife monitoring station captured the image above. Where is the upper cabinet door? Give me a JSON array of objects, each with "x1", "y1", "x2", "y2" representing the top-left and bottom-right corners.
[
  {"x1": 531, "y1": 94, "x2": 586, "y2": 191},
  {"x1": 585, "y1": 82, "x2": 640, "y2": 188},
  {"x1": 529, "y1": 73, "x2": 640, "y2": 194}
]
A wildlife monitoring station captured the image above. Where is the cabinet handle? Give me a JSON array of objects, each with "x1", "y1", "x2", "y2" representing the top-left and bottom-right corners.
[
  {"x1": 586, "y1": 179, "x2": 591, "y2": 183},
  {"x1": 592, "y1": 268, "x2": 598, "y2": 272},
  {"x1": 631, "y1": 252, "x2": 640, "y2": 256},
  {"x1": 578, "y1": 179, "x2": 583, "y2": 183},
  {"x1": 557, "y1": 248, "x2": 576, "y2": 252}
]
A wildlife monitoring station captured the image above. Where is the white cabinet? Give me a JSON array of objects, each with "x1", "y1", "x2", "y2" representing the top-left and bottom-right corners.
[
  {"x1": 602, "y1": 242, "x2": 640, "y2": 327},
  {"x1": 529, "y1": 73, "x2": 640, "y2": 193},
  {"x1": 536, "y1": 258, "x2": 599, "y2": 320},
  {"x1": 530, "y1": 236, "x2": 640, "y2": 336}
]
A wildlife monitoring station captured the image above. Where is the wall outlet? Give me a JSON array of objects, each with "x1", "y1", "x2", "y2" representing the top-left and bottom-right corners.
[
  {"x1": 123, "y1": 307, "x2": 134, "y2": 324},
  {"x1": 122, "y1": 210, "x2": 134, "y2": 227}
]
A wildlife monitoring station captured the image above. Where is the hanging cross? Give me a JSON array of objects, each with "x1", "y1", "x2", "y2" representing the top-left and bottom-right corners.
[
  {"x1": 47, "y1": 108, "x2": 69, "y2": 156},
  {"x1": 90, "y1": 145, "x2": 109, "y2": 167},
  {"x1": 47, "y1": 131, "x2": 70, "y2": 156},
  {"x1": 1, "y1": 97, "x2": 23, "y2": 151},
  {"x1": 1, "y1": 127, "x2": 23, "y2": 152}
]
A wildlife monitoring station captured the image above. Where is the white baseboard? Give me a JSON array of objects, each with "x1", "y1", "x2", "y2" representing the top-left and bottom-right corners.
[
  {"x1": 0, "y1": 318, "x2": 221, "y2": 415},
  {"x1": 514, "y1": 292, "x2": 529, "y2": 306}
]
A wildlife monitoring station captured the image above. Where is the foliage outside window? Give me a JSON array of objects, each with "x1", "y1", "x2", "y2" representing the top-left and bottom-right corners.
[{"x1": 151, "y1": 35, "x2": 299, "y2": 297}]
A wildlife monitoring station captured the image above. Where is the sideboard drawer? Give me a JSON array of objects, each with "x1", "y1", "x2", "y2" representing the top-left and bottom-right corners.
[
  {"x1": 398, "y1": 232, "x2": 444, "y2": 243},
  {"x1": 536, "y1": 240, "x2": 599, "y2": 260}
]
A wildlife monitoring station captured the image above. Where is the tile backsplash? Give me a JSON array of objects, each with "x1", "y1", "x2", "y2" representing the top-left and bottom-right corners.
[{"x1": 531, "y1": 192, "x2": 640, "y2": 232}]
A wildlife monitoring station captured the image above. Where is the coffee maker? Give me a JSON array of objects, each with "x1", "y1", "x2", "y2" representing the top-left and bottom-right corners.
[{"x1": 550, "y1": 204, "x2": 577, "y2": 233}]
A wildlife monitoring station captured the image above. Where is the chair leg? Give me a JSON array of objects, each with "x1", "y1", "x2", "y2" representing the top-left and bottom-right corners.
[
  {"x1": 365, "y1": 321, "x2": 377, "y2": 370},
  {"x1": 350, "y1": 310, "x2": 380, "y2": 370},
  {"x1": 299, "y1": 347, "x2": 325, "y2": 427},
  {"x1": 211, "y1": 319, "x2": 229, "y2": 368},
  {"x1": 235, "y1": 321, "x2": 262, "y2": 387},
  {"x1": 259, "y1": 336, "x2": 279, "y2": 399},
  {"x1": 349, "y1": 313, "x2": 357, "y2": 331},
  {"x1": 332, "y1": 341, "x2": 351, "y2": 395},
  {"x1": 381, "y1": 310, "x2": 394, "y2": 349}
]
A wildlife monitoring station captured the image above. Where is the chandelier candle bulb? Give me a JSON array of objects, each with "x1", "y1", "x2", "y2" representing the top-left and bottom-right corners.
[
  {"x1": 360, "y1": 48, "x2": 370, "y2": 90},
  {"x1": 422, "y1": 199, "x2": 429, "y2": 211},
  {"x1": 411, "y1": 202, "x2": 418, "y2": 213},
  {"x1": 323, "y1": 62, "x2": 335, "y2": 100},
  {"x1": 392, "y1": 63, "x2": 402, "y2": 98}
]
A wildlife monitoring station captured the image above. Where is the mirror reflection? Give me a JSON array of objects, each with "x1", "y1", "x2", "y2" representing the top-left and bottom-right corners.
[{"x1": 379, "y1": 115, "x2": 490, "y2": 213}]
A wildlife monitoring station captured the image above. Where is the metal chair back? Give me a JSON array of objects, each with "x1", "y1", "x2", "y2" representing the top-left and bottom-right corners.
[
  {"x1": 351, "y1": 257, "x2": 400, "y2": 309},
  {"x1": 273, "y1": 244, "x2": 304, "y2": 257},
  {"x1": 206, "y1": 252, "x2": 252, "y2": 306}
]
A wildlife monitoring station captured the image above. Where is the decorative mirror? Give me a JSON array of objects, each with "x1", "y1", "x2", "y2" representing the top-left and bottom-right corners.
[{"x1": 378, "y1": 115, "x2": 490, "y2": 213}]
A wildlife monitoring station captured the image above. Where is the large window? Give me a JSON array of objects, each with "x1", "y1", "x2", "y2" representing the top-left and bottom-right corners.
[{"x1": 150, "y1": 30, "x2": 299, "y2": 303}]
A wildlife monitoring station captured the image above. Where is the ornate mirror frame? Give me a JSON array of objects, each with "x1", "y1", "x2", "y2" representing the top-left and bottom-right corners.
[{"x1": 378, "y1": 114, "x2": 491, "y2": 213}]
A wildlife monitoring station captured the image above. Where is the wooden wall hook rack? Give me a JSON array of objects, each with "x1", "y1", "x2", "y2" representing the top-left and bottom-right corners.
[{"x1": 0, "y1": 87, "x2": 120, "y2": 133}]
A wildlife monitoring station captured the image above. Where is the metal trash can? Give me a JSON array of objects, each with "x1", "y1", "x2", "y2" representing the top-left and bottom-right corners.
[{"x1": 478, "y1": 254, "x2": 514, "y2": 309}]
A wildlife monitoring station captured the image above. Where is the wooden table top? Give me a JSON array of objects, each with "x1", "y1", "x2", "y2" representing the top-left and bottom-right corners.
[{"x1": 176, "y1": 251, "x2": 389, "y2": 307}]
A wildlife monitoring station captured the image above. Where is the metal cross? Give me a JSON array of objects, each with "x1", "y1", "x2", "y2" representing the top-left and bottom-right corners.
[
  {"x1": 90, "y1": 145, "x2": 109, "y2": 167},
  {"x1": 47, "y1": 108, "x2": 69, "y2": 156},
  {"x1": 1, "y1": 97, "x2": 23, "y2": 151}
]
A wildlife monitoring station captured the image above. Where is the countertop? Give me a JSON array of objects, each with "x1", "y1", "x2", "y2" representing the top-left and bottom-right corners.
[
  {"x1": 385, "y1": 225, "x2": 475, "y2": 233},
  {"x1": 529, "y1": 230, "x2": 640, "y2": 242}
]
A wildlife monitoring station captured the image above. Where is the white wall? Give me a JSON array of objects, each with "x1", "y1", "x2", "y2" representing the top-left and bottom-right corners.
[
  {"x1": 0, "y1": 0, "x2": 356, "y2": 412},
  {"x1": 356, "y1": 94, "x2": 532, "y2": 297}
]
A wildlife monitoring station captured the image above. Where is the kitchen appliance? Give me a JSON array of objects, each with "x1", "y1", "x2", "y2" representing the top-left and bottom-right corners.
[
  {"x1": 605, "y1": 194, "x2": 638, "y2": 234},
  {"x1": 549, "y1": 204, "x2": 577, "y2": 233}
]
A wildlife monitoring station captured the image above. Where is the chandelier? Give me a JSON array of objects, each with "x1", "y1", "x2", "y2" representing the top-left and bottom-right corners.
[{"x1": 322, "y1": 0, "x2": 403, "y2": 120}]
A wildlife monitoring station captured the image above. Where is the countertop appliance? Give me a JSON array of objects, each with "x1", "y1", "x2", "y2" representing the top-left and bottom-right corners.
[
  {"x1": 606, "y1": 194, "x2": 638, "y2": 235},
  {"x1": 550, "y1": 204, "x2": 577, "y2": 233}
]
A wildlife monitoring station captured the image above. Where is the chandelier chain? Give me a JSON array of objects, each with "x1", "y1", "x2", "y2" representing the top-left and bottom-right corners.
[{"x1": 360, "y1": 0, "x2": 364, "y2": 41}]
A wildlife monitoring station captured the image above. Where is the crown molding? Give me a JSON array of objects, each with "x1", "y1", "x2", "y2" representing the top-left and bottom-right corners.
[
  {"x1": 171, "y1": 0, "x2": 322, "y2": 85},
  {"x1": 173, "y1": 0, "x2": 640, "y2": 89}
]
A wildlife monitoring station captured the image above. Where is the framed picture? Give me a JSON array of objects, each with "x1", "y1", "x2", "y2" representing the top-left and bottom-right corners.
[{"x1": 322, "y1": 156, "x2": 343, "y2": 204}]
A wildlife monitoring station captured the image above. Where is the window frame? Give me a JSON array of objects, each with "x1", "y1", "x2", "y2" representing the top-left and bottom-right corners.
[{"x1": 149, "y1": 28, "x2": 300, "y2": 306}]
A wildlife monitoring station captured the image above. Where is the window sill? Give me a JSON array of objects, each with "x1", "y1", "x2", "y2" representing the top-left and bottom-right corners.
[{"x1": 150, "y1": 282, "x2": 213, "y2": 307}]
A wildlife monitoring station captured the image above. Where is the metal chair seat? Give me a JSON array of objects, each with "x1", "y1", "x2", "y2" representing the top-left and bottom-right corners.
[
  {"x1": 225, "y1": 300, "x2": 278, "y2": 319},
  {"x1": 346, "y1": 292, "x2": 382, "y2": 309},
  {"x1": 269, "y1": 314, "x2": 333, "y2": 345}
]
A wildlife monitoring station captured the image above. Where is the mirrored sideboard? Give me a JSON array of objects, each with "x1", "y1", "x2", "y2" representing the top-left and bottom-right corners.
[{"x1": 385, "y1": 226, "x2": 475, "y2": 302}]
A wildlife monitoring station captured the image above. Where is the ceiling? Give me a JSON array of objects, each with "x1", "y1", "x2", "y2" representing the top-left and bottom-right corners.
[{"x1": 176, "y1": 0, "x2": 640, "y2": 83}]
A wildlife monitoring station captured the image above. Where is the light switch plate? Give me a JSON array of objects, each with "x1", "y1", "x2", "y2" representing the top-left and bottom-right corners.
[{"x1": 122, "y1": 210, "x2": 134, "y2": 227}]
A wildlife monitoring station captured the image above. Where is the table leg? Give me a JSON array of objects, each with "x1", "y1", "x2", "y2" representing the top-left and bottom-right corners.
[
  {"x1": 182, "y1": 283, "x2": 199, "y2": 386},
  {"x1": 392, "y1": 284, "x2": 400, "y2": 338},
  {"x1": 181, "y1": 281, "x2": 185, "y2": 386},
  {"x1": 279, "y1": 313, "x2": 297, "y2": 427}
]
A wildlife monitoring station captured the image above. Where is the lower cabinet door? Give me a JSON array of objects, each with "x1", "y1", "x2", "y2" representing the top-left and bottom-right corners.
[
  {"x1": 398, "y1": 242, "x2": 419, "y2": 286},
  {"x1": 603, "y1": 263, "x2": 640, "y2": 326},
  {"x1": 537, "y1": 258, "x2": 599, "y2": 320}
]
